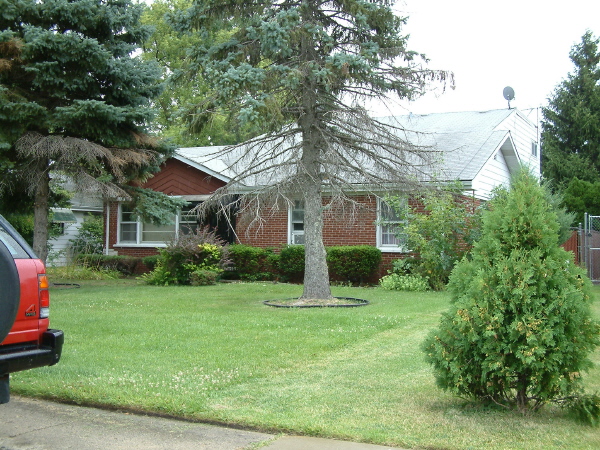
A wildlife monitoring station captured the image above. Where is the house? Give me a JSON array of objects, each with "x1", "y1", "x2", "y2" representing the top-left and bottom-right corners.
[
  {"x1": 103, "y1": 108, "x2": 540, "y2": 275},
  {"x1": 47, "y1": 191, "x2": 104, "y2": 266}
]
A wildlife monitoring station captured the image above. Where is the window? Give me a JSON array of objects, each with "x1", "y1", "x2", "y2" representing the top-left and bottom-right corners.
[
  {"x1": 119, "y1": 203, "x2": 138, "y2": 243},
  {"x1": 179, "y1": 204, "x2": 199, "y2": 235},
  {"x1": 50, "y1": 208, "x2": 77, "y2": 236},
  {"x1": 118, "y1": 202, "x2": 199, "y2": 245},
  {"x1": 289, "y1": 200, "x2": 305, "y2": 245},
  {"x1": 377, "y1": 198, "x2": 408, "y2": 251},
  {"x1": 141, "y1": 221, "x2": 176, "y2": 243},
  {"x1": 531, "y1": 141, "x2": 538, "y2": 157}
]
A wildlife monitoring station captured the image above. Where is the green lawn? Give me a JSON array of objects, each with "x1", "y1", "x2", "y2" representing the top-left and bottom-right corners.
[{"x1": 12, "y1": 279, "x2": 600, "y2": 449}]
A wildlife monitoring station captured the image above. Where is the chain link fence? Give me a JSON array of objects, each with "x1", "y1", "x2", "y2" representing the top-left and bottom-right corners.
[{"x1": 583, "y1": 214, "x2": 600, "y2": 283}]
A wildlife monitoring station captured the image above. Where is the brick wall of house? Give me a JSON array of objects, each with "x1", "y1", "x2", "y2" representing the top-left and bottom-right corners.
[
  {"x1": 105, "y1": 201, "x2": 161, "y2": 258},
  {"x1": 236, "y1": 195, "x2": 379, "y2": 247},
  {"x1": 235, "y1": 195, "x2": 406, "y2": 280},
  {"x1": 142, "y1": 158, "x2": 226, "y2": 195},
  {"x1": 104, "y1": 159, "x2": 228, "y2": 270}
]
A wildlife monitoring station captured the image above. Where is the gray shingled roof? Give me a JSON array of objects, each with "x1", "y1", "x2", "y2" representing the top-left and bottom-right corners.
[
  {"x1": 377, "y1": 109, "x2": 515, "y2": 181},
  {"x1": 175, "y1": 109, "x2": 516, "y2": 186}
]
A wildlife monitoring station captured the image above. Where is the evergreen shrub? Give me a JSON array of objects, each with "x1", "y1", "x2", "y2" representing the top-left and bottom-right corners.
[
  {"x1": 228, "y1": 244, "x2": 279, "y2": 281},
  {"x1": 327, "y1": 245, "x2": 381, "y2": 284},
  {"x1": 279, "y1": 245, "x2": 383, "y2": 284},
  {"x1": 423, "y1": 170, "x2": 600, "y2": 421},
  {"x1": 278, "y1": 245, "x2": 305, "y2": 282},
  {"x1": 142, "y1": 255, "x2": 159, "y2": 271}
]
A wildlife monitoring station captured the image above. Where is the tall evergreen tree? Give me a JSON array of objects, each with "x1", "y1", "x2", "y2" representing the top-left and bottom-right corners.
[
  {"x1": 0, "y1": 0, "x2": 172, "y2": 262},
  {"x1": 171, "y1": 0, "x2": 451, "y2": 300},
  {"x1": 542, "y1": 31, "x2": 600, "y2": 187}
]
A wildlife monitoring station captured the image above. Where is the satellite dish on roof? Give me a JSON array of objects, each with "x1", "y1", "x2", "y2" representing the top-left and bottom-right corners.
[{"x1": 503, "y1": 86, "x2": 515, "y2": 109}]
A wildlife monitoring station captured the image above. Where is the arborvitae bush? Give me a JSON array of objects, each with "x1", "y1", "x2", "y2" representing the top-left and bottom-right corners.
[{"x1": 423, "y1": 170, "x2": 600, "y2": 421}]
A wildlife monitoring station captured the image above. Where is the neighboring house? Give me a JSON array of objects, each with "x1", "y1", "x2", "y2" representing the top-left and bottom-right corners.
[
  {"x1": 47, "y1": 191, "x2": 104, "y2": 266},
  {"x1": 103, "y1": 108, "x2": 540, "y2": 275}
]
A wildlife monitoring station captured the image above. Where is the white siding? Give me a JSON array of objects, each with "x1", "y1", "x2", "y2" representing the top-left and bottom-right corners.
[
  {"x1": 47, "y1": 213, "x2": 82, "y2": 266},
  {"x1": 471, "y1": 149, "x2": 511, "y2": 199},
  {"x1": 47, "y1": 210, "x2": 102, "y2": 266},
  {"x1": 496, "y1": 110, "x2": 540, "y2": 177}
]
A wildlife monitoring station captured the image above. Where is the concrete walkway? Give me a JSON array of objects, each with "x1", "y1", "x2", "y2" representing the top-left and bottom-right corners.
[{"x1": 0, "y1": 396, "x2": 399, "y2": 450}]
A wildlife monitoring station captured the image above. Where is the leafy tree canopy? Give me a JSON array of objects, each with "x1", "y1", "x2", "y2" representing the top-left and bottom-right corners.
[
  {"x1": 561, "y1": 177, "x2": 600, "y2": 225},
  {"x1": 141, "y1": 0, "x2": 252, "y2": 146}
]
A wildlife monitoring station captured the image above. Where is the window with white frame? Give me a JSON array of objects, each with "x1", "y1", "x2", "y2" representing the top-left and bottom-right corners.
[
  {"x1": 119, "y1": 203, "x2": 139, "y2": 243},
  {"x1": 377, "y1": 197, "x2": 408, "y2": 251},
  {"x1": 289, "y1": 200, "x2": 305, "y2": 245},
  {"x1": 118, "y1": 202, "x2": 199, "y2": 245}
]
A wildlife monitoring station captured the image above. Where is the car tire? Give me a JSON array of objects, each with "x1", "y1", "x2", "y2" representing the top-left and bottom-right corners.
[{"x1": 0, "y1": 240, "x2": 20, "y2": 343}]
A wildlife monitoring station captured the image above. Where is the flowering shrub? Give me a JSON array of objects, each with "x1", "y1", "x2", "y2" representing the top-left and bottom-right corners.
[{"x1": 140, "y1": 227, "x2": 229, "y2": 285}]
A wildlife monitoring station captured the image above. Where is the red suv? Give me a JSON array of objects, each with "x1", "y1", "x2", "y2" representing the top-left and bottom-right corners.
[{"x1": 0, "y1": 214, "x2": 64, "y2": 403}]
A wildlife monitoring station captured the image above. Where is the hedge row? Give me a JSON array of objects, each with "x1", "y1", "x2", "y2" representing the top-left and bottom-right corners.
[
  {"x1": 228, "y1": 244, "x2": 381, "y2": 284},
  {"x1": 76, "y1": 244, "x2": 382, "y2": 284}
]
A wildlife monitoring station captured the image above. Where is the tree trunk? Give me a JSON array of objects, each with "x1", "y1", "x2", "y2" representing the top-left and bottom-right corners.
[
  {"x1": 298, "y1": 101, "x2": 332, "y2": 300},
  {"x1": 296, "y1": 7, "x2": 332, "y2": 300},
  {"x1": 32, "y1": 164, "x2": 50, "y2": 264},
  {"x1": 302, "y1": 180, "x2": 332, "y2": 299}
]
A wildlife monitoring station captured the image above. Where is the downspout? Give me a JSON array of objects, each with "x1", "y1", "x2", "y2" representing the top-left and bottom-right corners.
[{"x1": 104, "y1": 202, "x2": 110, "y2": 256}]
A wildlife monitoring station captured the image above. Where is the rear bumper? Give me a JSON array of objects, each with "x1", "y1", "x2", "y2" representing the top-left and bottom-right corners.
[{"x1": 0, "y1": 329, "x2": 64, "y2": 375}]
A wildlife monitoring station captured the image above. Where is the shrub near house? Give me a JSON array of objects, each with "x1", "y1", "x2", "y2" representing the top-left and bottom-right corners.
[
  {"x1": 277, "y1": 245, "x2": 382, "y2": 284},
  {"x1": 384, "y1": 185, "x2": 481, "y2": 290},
  {"x1": 140, "y1": 228, "x2": 229, "y2": 286}
]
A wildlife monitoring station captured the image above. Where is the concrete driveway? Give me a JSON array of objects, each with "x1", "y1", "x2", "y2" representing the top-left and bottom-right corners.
[{"x1": 0, "y1": 396, "x2": 398, "y2": 450}]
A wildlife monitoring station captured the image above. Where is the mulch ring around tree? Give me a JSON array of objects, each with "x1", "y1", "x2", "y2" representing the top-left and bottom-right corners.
[{"x1": 263, "y1": 297, "x2": 369, "y2": 308}]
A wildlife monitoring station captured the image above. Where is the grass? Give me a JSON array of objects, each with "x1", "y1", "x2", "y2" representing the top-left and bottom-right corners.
[{"x1": 12, "y1": 279, "x2": 600, "y2": 449}]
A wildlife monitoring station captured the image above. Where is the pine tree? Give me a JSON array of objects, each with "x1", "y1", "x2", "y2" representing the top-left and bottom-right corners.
[
  {"x1": 423, "y1": 170, "x2": 600, "y2": 417},
  {"x1": 170, "y1": 0, "x2": 450, "y2": 300},
  {"x1": 542, "y1": 31, "x2": 600, "y2": 187},
  {"x1": 0, "y1": 0, "x2": 171, "y2": 261}
]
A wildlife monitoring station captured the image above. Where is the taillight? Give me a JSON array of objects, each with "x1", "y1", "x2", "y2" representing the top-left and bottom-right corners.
[{"x1": 38, "y1": 274, "x2": 50, "y2": 319}]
